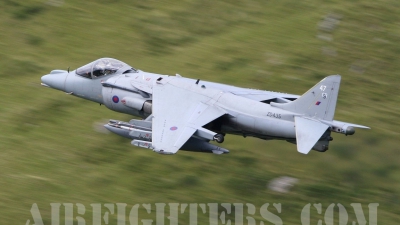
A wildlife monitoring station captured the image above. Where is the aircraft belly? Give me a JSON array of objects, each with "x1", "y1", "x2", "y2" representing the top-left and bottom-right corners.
[
  {"x1": 255, "y1": 118, "x2": 295, "y2": 138},
  {"x1": 234, "y1": 115, "x2": 255, "y2": 131},
  {"x1": 223, "y1": 115, "x2": 295, "y2": 139}
]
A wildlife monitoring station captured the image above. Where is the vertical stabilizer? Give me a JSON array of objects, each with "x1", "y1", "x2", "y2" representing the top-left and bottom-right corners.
[{"x1": 271, "y1": 75, "x2": 341, "y2": 121}]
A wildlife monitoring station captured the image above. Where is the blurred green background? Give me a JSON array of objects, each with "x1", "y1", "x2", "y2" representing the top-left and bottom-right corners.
[{"x1": 1, "y1": 0, "x2": 399, "y2": 224}]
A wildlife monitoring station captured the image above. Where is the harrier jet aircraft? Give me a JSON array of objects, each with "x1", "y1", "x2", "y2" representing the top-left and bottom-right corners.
[{"x1": 41, "y1": 58, "x2": 369, "y2": 155}]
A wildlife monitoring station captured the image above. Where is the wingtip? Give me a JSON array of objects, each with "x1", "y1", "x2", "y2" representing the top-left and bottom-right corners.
[
  {"x1": 297, "y1": 147, "x2": 311, "y2": 154},
  {"x1": 154, "y1": 149, "x2": 176, "y2": 155}
]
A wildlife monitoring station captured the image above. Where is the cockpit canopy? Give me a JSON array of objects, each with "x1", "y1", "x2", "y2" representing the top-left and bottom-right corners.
[{"x1": 76, "y1": 58, "x2": 133, "y2": 79}]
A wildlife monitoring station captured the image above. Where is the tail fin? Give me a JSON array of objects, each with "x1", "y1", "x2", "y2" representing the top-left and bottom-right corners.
[{"x1": 271, "y1": 75, "x2": 341, "y2": 121}]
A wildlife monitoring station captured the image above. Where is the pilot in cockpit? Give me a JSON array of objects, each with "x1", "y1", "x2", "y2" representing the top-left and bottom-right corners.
[{"x1": 76, "y1": 58, "x2": 126, "y2": 79}]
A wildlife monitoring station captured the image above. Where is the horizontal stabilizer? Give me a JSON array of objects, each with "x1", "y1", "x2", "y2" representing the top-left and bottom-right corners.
[{"x1": 295, "y1": 117, "x2": 330, "y2": 154}]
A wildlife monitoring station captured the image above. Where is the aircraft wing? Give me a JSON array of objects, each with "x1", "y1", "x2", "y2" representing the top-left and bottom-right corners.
[{"x1": 151, "y1": 78, "x2": 226, "y2": 154}]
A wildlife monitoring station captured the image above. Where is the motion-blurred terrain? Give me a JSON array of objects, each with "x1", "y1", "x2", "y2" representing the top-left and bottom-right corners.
[{"x1": 0, "y1": 0, "x2": 399, "y2": 224}]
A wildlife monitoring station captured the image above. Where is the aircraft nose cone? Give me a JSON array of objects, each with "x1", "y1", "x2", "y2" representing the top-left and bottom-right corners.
[{"x1": 41, "y1": 73, "x2": 67, "y2": 91}]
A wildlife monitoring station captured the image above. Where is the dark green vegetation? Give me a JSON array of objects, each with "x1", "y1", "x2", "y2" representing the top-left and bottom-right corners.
[{"x1": 1, "y1": 0, "x2": 399, "y2": 224}]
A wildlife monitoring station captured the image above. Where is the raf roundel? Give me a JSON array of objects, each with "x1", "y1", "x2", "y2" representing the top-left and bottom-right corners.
[
  {"x1": 112, "y1": 95, "x2": 119, "y2": 103},
  {"x1": 170, "y1": 126, "x2": 178, "y2": 131}
]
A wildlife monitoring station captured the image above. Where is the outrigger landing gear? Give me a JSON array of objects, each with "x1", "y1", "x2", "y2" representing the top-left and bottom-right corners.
[{"x1": 213, "y1": 134, "x2": 225, "y2": 143}]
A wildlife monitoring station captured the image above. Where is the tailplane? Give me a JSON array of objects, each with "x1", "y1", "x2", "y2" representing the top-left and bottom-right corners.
[{"x1": 294, "y1": 117, "x2": 330, "y2": 154}]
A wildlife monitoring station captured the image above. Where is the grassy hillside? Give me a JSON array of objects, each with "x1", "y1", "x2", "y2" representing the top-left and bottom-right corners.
[{"x1": 1, "y1": 0, "x2": 399, "y2": 224}]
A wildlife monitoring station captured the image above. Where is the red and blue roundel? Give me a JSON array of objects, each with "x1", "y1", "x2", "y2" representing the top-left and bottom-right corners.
[
  {"x1": 112, "y1": 95, "x2": 119, "y2": 103},
  {"x1": 170, "y1": 126, "x2": 178, "y2": 131}
]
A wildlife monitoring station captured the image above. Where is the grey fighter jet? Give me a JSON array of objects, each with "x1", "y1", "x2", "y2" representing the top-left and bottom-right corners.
[{"x1": 41, "y1": 58, "x2": 369, "y2": 155}]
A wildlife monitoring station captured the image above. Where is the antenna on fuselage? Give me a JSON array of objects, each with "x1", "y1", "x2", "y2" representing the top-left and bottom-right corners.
[
  {"x1": 67, "y1": 67, "x2": 70, "y2": 73},
  {"x1": 196, "y1": 79, "x2": 200, "y2": 84}
]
